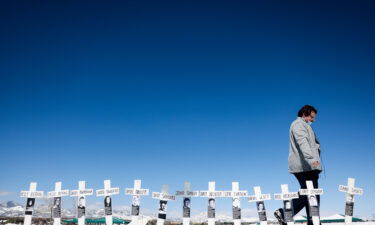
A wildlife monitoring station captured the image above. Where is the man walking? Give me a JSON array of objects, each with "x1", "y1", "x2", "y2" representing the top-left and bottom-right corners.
[{"x1": 274, "y1": 105, "x2": 322, "y2": 225}]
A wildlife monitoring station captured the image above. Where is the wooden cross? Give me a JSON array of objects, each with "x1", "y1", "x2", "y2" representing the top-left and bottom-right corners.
[
  {"x1": 274, "y1": 184, "x2": 299, "y2": 225},
  {"x1": 199, "y1": 181, "x2": 224, "y2": 225},
  {"x1": 70, "y1": 181, "x2": 94, "y2": 225},
  {"x1": 175, "y1": 182, "x2": 199, "y2": 225},
  {"x1": 96, "y1": 180, "x2": 120, "y2": 225},
  {"x1": 299, "y1": 181, "x2": 324, "y2": 225},
  {"x1": 339, "y1": 178, "x2": 363, "y2": 225},
  {"x1": 125, "y1": 179, "x2": 150, "y2": 225},
  {"x1": 248, "y1": 186, "x2": 271, "y2": 225},
  {"x1": 20, "y1": 182, "x2": 44, "y2": 225},
  {"x1": 152, "y1": 184, "x2": 176, "y2": 225},
  {"x1": 48, "y1": 182, "x2": 69, "y2": 225},
  {"x1": 227, "y1": 182, "x2": 248, "y2": 225}
]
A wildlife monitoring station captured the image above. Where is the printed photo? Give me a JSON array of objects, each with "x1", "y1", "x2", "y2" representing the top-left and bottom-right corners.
[
  {"x1": 104, "y1": 196, "x2": 112, "y2": 216},
  {"x1": 131, "y1": 196, "x2": 140, "y2": 216},
  {"x1": 77, "y1": 196, "x2": 86, "y2": 218},
  {"x1": 256, "y1": 201, "x2": 267, "y2": 221},
  {"x1": 158, "y1": 200, "x2": 167, "y2": 219},
  {"x1": 52, "y1": 197, "x2": 61, "y2": 218},
  {"x1": 208, "y1": 198, "x2": 215, "y2": 218},
  {"x1": 183, "y1": 197, "x2": 191, "y2": 218},
  {"x1": 25, "y1": 198, "x2": 35, "y2": 215},
  {"x1": 232, "y1": 198, "x2": 241, "y2": 219}
]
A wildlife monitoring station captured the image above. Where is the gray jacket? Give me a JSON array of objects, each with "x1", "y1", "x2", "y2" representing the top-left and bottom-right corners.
[{"x1": 288, "y1": 117, "x2": 322, "y2": 173}]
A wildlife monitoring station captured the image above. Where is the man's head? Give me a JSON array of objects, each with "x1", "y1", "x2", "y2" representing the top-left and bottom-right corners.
[
  {"x1": 184, "y1": 198, "x2": 191, "y2": 207},
  {"x1": 258, "y1": 202, "x2": 264, "y2": 210},
  {"x1": 208, "y1": 198, "x2": 215, "y2": 208},
  {"x1": 78, "y1": 197, "x2": 85, "y2": 206},
  {"x1": 298, "y1": 105, "x2": 317, "y2": 123}
]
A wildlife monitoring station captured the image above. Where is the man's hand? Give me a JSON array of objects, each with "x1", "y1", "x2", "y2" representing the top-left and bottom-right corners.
[{"x1": 311, "y1": 161, "x2": 320, "y2": 168}]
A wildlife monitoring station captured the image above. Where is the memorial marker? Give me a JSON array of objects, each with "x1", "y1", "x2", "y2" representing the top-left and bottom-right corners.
[
  {"x1": 274, "y1": 184, "x2": 299, "y2": 225},
  {"x1": 175, "y1": 182, "x2": 199, "y2": 225},
  {"x1": 339, "y1": 178, "x2": 363, "y2": 225},
  {"x1": 299, "y1": 181, "x2": 323, "y2": 225},
  {"x1": 70, "y1": 181, "x2": 94, "y2": 225},
  {"x1": 199, "y1": 181, "x2": 225, "y2": 225},
  {"x1": 96, "y1": 180, "x2": 120, "y2": 225},
  {"x1": 125, "y1": 180, "x2": 150, "y2": 224},
  {"x1": 248, "y1": 186, "x2": 271, "y2": 225},
  {"x1": 20, "y1": 182, "x2": 44, "y2": 225},
  {"x1": 152, "y1": 184, "x2": 176, "y2": 225},
  {"x1": 48, "y1": 182, "x2": 69, "y2": 225},
  {"x1": 227, "y1": 182, "x2": 248, "y2": 225}
]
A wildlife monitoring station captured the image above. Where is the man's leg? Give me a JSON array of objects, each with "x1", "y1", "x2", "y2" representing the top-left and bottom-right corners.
[
  {"x1": 292, "y1": 172, "x2": 309, "y2": 219},
  {"x1": 275, "y1": 172, "x2": 309, "y2": 225},
  {"x1": 303, "y1": 170, "x2": 321, "y2": 225}
]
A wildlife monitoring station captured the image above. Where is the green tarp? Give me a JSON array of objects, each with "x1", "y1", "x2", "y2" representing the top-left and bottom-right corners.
[
  {"x1": 63, "y1": 217, "x2": 130, "y2": 224},
  {"x1": 295, "y1": 215, "x2": 364, "y2": 223}
]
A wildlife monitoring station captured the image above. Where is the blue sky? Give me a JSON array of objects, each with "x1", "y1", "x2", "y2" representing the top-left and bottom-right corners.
[{"x1": 0, "y1": 0, "x2": 375, "y2": 219}]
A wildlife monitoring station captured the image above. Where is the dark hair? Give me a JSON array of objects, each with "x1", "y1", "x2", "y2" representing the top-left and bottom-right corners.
[{"x1": 298, "y1": 105, "x2": 317, "y2": 117}]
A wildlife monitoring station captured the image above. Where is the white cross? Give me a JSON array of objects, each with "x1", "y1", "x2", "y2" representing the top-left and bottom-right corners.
[
  {"x1": 20, "y1": 182, "x2": 44, "y2": 225},
  {"x1": 199, "y1": 181, "x2": 224, "y2": 225},
  {"x1": 125, "y1": 180, "x2": 150, "y2": 225},
  {"x1": 226, "y1": 182, "x2": 248, "y2": 225},
  {"x1": 274, "y1": 184, "x2": 299, "y2": 225},
  {"x1": 48, "y1": 182, "x2": 69, "y2": 225},
  {"x1": 299, "y1": 181, "x2": 323, "y2": 225},
  {"x1": 175, "y1": 182, "x2": 199, "y2": 225},
  {"x1": 152, "y1": 184, "x2": 176, "y2": 225},
  {"x1": 248, "y1": 186, "x2": 271, "y2": 225},
  {"x1": 339, "y1": 178, "x2": 363, "y2": 225},
  {"x1": 70, "y1": 181, "x2": 94, "y2": 225},
  {"x1": 96, "y1": 180, "x2": 120, "y2": 225}
]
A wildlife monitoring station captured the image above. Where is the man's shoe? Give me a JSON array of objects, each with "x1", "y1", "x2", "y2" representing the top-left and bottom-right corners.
[{"x1": 274, "y1": 208, "x2": 287, "y2": 225}]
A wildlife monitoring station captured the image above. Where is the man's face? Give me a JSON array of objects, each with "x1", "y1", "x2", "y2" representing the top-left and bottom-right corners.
[
  {"x1": 304, "y1": 112, "x2": 316, "y2": 123},
  {"x1": 79, "y1": 197, "x2": 85, "y2": 206},
  {"x1": 209, "y1": 199, "x2": 215, "y2": 208}
]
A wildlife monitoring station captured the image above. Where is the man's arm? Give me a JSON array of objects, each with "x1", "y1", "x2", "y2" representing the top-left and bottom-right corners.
[{"x1": 292, "y1": 123, "x2": 320, "y2": 168}]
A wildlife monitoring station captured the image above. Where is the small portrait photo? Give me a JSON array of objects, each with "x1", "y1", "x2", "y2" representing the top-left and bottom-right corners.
[
  {"x1": 257, "y1": 201, "x2": 265, "y2": 212},
  {"x1": 345, "y1": 202, "x2": 354, "y2": 216},
  {"x1": 232, "y1": 198, "x2": 241, "y2": 220},
  {"x1": 54, "y1": 197, "x2": 61, "y2": 207},
  {"x1": 208, "y1": 198, "x2": 215, "y2": 209},
  {"x1": 104, "y1": 196, "x2": 112, "y2": 207},
  {"x1": 77, "y1": 197, "x2": 86, "y2": 218},
  {"x1": 309, "y1": 195, "x2": 318, "y2": 207},
  {"x1": 26, "y1": 198, "x2": 35, "y2": 211},
  {"x1": 208, "y1": 198, "x2": 215, "y2": 218},
  {"x1": 183, "y1": 197, "x2": 191, "y2": 218},
  {"x1": 104, "y1": 196, "x2": 112, "y2": 216},
  {"x1": 132, "y1": 195, "x2": 140, "y2": 207},
  {"x1": 183, "y1": 197, "x2": 191, "y2": 208},
  {"x1": 284, "y1": 200, "x2": 292, "y2": 210},
  {"x1": 52, "y1": 197, "x2": 62, "y2": 218},
  {"x1": 25, "y1": 198, "x2": 35, "y2": 215},
  {"x1": 159, "y1": 200, "x2": 167, "y2": 213},
  {"x1": 158, "y1": 200, "x2": 167, "y2": 220},
  {"x1": 78, "y1": 196, "x2": 86, "y2": 208}
]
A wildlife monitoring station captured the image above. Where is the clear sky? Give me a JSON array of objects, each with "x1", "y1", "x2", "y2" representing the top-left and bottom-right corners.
[{"x1": 1, "y1": 0, "x2": 374, "y2": 219}]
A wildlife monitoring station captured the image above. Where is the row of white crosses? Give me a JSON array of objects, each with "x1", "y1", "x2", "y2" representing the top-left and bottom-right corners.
[{"x1": 20, "y1": 178, "x2": 363, "y2": 225}]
